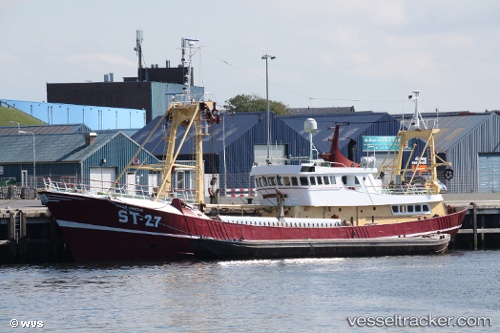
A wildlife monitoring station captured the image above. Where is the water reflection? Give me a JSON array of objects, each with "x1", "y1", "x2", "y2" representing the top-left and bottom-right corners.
[{"x1": 1, "y1": 251, "x2": 498, "y2": 332}]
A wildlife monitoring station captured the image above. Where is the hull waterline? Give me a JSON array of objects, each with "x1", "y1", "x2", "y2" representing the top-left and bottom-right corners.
[
  {"x1": 41, "y1": 191, "x2": 467, "y2": 262},
  {"x1": 190, "y1": 234, "x2": 451, "y2": 260}
]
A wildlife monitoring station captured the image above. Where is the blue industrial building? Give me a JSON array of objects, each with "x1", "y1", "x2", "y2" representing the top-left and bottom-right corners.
[
  {"x1": 0, "y1": 127, "x2": 159, "y2": 194},
  {"x1": 404, "y1": 111, "x2": 500, "y2": 193},
  {"x1": 131, "y1": 111, "x2": 401, "y2": 195},
  {"x1": 46, "y1": 81, "x2": 204, "y2": 124},
  {"x1": 1, "y1": 99, "x2": 146, "y2": 131},
  {"x1": 1, "y1": 101, "x2": 499, "y2": 195}
]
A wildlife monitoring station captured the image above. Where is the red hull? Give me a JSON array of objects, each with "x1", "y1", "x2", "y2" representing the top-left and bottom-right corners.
[{"x1": 40, "y1": 191, "x2": 467, "y2": 262}]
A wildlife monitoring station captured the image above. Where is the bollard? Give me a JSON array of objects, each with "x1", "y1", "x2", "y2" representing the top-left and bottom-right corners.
[{"x1": 472, "y1": 202, "x2": 477, "y2": 250}]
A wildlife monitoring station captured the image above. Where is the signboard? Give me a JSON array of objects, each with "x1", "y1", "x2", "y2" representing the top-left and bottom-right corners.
[
  {"x1": 411, "y1": 157, "x2": 427, "y2": 175},
  {"x1": 362, "y1": 136, "x2": 412, "y2": 152}
]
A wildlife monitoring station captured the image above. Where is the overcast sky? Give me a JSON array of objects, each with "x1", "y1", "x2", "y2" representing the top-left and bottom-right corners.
[{"x1": 1, "y1": 0, "x2": 499, "y2": 114}]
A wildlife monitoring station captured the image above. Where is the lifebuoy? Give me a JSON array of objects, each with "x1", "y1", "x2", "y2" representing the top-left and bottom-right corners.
[{"x1": 444, "y1": 168, "x2": 454, "y2": 180}]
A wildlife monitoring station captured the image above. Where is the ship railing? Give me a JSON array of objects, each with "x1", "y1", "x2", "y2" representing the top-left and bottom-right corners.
[
  {"x1": 260, "y1": 156, "x2": 325, "y2": 166},
  {"x1": 380, "y1": 183, "x2": 432, "y2": 195},
  {"x1": 43, "y1": 178, "x2": 200, "y2": 202},
  {"x1": 42, "y1": 178, "x2": 159, "y2": 201},
  {"x1": 320, "y1": 161, "x2": 348, "y2": 167}
]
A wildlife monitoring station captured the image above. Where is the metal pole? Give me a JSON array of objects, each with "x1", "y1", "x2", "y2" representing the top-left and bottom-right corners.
[
  {"x1": 265, "y1": 57, "x2": 270, "y2": 160},
  {"x1": 472, "y1": 202, "x2": 477, "y2": 250},
  {"x1": 261, "y1": 54, "x2": 275, "y2": 161},
  {"x1": 32, "y1": 133, "x2": 36, "y2": 188}
]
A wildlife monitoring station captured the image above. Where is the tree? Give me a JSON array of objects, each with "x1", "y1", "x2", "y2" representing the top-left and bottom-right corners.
[{"x1": 224, "y1": 94, "x2": 290, "y2": 115}]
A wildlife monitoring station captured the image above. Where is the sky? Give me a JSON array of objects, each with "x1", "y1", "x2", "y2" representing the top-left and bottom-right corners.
[{"x1": 1, "y1": 0, "x2": 499, "y2": 114}]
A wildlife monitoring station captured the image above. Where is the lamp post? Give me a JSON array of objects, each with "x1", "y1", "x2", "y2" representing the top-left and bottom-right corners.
[
  {"x1": 19, "y1": 130, "x2": 36, "y2": 188},
  {"x1": 261, "y1": 54, "x2": 276, "y2": 161},
  {"x1": 8, "y1": 121, "x2": 20, "y2": 134}
]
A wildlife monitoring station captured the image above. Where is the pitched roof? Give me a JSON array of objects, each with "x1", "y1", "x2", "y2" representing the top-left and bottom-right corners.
[
  {"x1": 394, "y1": 111, "x2": 495, "y2": 151},
  {"x1": 0, "y1": 132, "x2": 118, "y2": 163},
  {"x1": 288, "y1": 106, "x2": 356, "y2": 115},
  {"x1": 131, "y1": 112, "x2": 263, "y2": 156},
  {"x1": 0, "y1": 124, "x2": 91, "y2": 136},
  {"x1": 280, "y1": 112, "x2": 399, "y2": 154}
]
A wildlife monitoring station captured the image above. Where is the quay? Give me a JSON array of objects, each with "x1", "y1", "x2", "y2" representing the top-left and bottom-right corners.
[
  {"x1": 444, "y1": 193, "x2": 500, "y2": 250},
  {"x1": 0, "y1": 193, "x2": 499, "y2": 264},
  {"x1": 0, "y1": 198, "x2": 71, "y2": 264}
]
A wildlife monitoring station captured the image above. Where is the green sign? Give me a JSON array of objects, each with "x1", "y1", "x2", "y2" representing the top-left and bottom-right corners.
[{"x1": 362, "y1": 136, "x2": 410, "y2": 152}]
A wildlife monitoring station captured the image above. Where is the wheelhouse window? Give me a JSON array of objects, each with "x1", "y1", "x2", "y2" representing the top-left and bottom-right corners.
[
  {"x1": 317, "y1": 176, "x2": 323, "y2": 185},
  {"x1": 323, "y1": 176, "x2": 330, "y2": 185},
  {"x1": 300, "y1": 177, "x2": 308, "y2": 186},
  {"x1": 392, "y1": 204, "x2": 431, "y2": 215},
  {"x1": 284, "y1": 176, "x2": 291, "y2": 186},
  {"x1": 256, "y1": 178, "x2": 262, "y2": 187},
  {"x1": 291, "y1": 177, "x2": 298, "y2": 186},
  {"x1": 341, "y1": 175, "x2": 360, "y2": 186},
  {"x1": 309, "y1": 177, "x2": 316, "y2": 185}
]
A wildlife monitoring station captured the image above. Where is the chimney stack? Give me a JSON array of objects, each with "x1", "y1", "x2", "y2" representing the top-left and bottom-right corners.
[{"x1": 85, "y1": 132, "x2": 97, "y2": 145}]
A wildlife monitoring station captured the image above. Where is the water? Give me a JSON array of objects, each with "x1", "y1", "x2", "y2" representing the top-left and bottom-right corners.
[{"x1": 1, "y1": 251, "x2": 498, "y2": 332}]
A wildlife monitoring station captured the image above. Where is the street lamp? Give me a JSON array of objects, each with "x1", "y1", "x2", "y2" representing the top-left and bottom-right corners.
[
  {"x1": 261, "y1": 54, "x2": 276, "y2": 161},
  {"x1": 8, "y1": 121, "x2": 20, "y2": 134},
  {"x1": 19, "y1": 130, "x2": 36, "y2": 188}
]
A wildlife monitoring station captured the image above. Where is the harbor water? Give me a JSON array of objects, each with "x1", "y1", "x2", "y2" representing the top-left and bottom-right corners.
[{"x1": 1, "y1": 251, "x2": 498, "y2": 332}]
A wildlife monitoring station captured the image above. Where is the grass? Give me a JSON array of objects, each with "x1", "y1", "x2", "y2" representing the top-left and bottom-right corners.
[{"x1": 0, "y1": 106, "x2": 46, "y2": 126}]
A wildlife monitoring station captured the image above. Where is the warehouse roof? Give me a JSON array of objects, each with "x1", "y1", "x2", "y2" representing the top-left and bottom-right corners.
[
  {"x1": 394, "y1": 111, "x2": 496, "y2": 152},
  {"x1": 0, "y1": 124, "x2": 91, "y2": 136},
  {"x1": 0, "y1": 132, "x2": 118, "y2": 163}
]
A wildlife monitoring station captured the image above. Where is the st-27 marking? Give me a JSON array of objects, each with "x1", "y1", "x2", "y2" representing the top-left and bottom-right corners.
[{"x1": 118, "y1": 209, "x2": 161, "y2": 228}]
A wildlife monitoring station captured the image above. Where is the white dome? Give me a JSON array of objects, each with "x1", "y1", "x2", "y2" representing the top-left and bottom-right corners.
[{"x1": 304, "y1": 118, "x2": 317, "y2": 133}]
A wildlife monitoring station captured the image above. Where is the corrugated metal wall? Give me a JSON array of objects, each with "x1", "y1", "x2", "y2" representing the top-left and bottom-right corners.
[
  {"x1": 447, "y1": 113, "x2": 500, "y2": 192},
  {"x1": 220, "y1": 112, "x2": 401, "y2": 191},
  {"x1": 478, "y1": 153, "x2": 500, "y2": 192},
  {"x1": 223, "y1": 113, "x2": 265, "y2": 190},
  {"x1": 81, "y1": 133, "x2": 160, "y2": 186}
]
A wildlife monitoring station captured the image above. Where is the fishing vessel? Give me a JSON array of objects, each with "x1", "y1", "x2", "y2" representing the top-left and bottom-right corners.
[
  {"x1": 38, "y1": 38, "x2": 466, "y2": 260},
  {"x1": 39, "y1": 88, "x2": 467, "y2": 261}
]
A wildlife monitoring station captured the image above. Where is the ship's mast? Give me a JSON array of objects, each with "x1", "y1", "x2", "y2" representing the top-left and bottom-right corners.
[
  {"x1": 407, "y1": 90, "x2": 427, "y2": 131},
  {"x1": 180, "y1": 37, "x2": 199, "y2": 102},
  {"x1": 378, "y1": 91, "x2": 451, "y2": 194}
]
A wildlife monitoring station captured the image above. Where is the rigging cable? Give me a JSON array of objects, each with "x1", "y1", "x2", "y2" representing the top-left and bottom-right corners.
[{"x1": 200, "y1": 48, "x2": 415, "y2": 107}]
